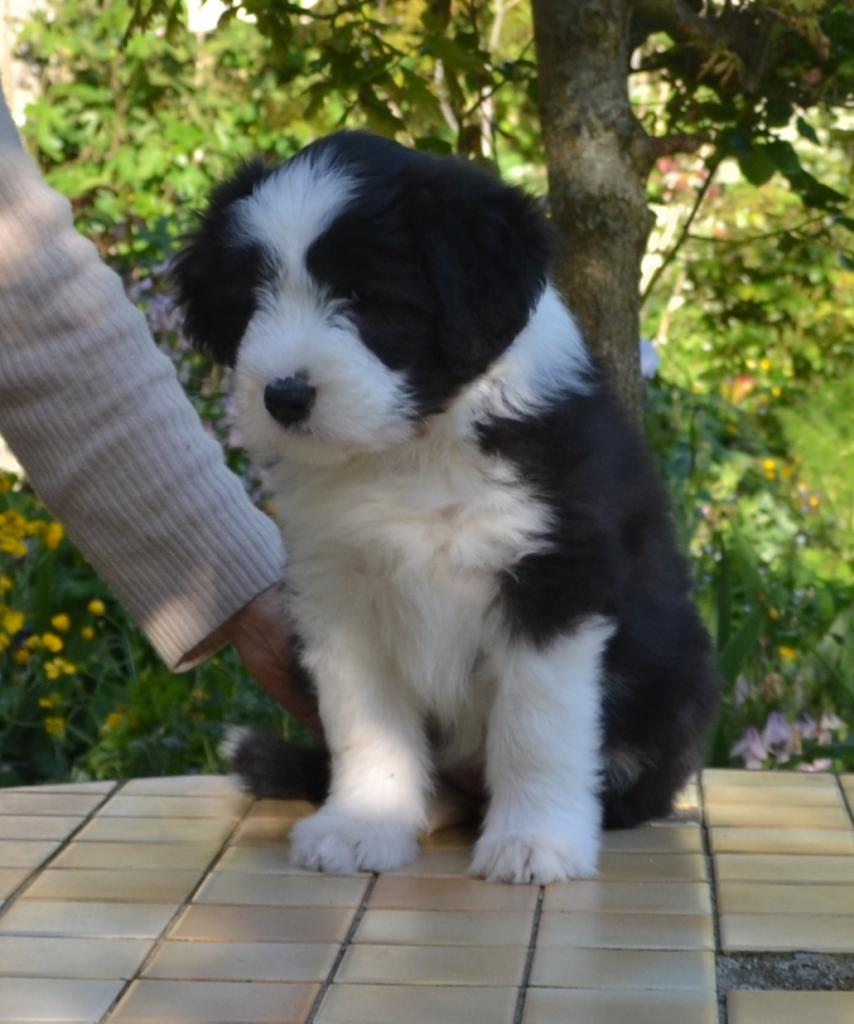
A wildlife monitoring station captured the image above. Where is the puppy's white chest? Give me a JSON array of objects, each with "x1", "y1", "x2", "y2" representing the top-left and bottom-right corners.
[{"x1": 272, "y1": 441, "x2": 549, "y2": 701}]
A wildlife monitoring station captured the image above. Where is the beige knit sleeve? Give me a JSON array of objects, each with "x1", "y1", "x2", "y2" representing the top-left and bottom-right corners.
[{"x1": 0, "y1": 87, "x2": 285, "y2": 669}]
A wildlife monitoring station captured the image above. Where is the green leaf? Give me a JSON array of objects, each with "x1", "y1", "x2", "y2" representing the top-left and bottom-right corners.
[
  {"x1": 738, "y1": 146, "x2": 776, "y2": 186},
  {"x1": 718, "y1": 606, "x2": 765, "y2": 685},
  {"x1": 796, "y1": 116, "x2": 820, "y2": 145}
]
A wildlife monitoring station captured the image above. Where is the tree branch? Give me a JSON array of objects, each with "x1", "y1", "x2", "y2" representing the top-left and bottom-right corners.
[
  {"x1": 634, "y1": 130, "x2": 712, "y2": 171},
  {"x1": 641, "y1": 151, "x2": 722, "y2": 305},
  {"x1": 631, "y1": 0, "x2": 720, "y2": 51}
]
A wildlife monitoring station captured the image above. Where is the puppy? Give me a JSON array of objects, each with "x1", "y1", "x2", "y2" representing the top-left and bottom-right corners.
[{"x1": 172, "y1": 131, "x2": 720, "y2": 883}]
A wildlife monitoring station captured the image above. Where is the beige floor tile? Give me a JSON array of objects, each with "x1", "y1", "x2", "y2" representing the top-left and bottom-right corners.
[
  {"x1": 841, "y1": 774, "x2": 854, "y2": 793},
  {"x1": 4, "y1": 782, "x2": 116, "y2": 796},
  {"x1": 0, "y1": 841, "x2": 60, "y2": 868},
  {"x1": 705, "y1": 804, "x2": 852, "y2": 830},
  {"x1": 544, "y1": 880, "x2": 711, "y2": 915},
  {"x1": 194, "y1": 871, "x2": 368, "y2": 907},
  {"x1": 354, "y1": 909, "x2": 533, "y2": 946},
  {"x1": 710, "y1": 828, "x2": 854, "y2": 855},
  {"x1": 529, "y1": 947, "x2": 715, "y2": 991},
  {"x1": 702, "y1": 769, "x2": 835, "y2": 787},
  {"x1": 316, "y1": 984, "x2": 517, "y2": 1024},
  {"x1": 170, "y1": 903, "x2": 355, "y2": 943},
  {"x1": 718, "y1": 881, "x2": 854, "y2": 915},
  {"x1": 720, "y1": 912, "x2": 854, "y2": 952},
  {"x1": 728, "y1": 990, "x2": 854, "y2": 1024},
  {"x1": 110, "y1": 979, "x2": 318, "y2": 1023},
  {"x1": 0, "y1": 936, "x2": 152, "y2": 979},
  {"x1": 121, "y1": 775, "x2": 241, "y2": 797},
  {"x1": 0, "y1": 900, "x2": 177, "y2": 938},
  {"x1": 99, "y1": 795, "x2": 249, "y2": 819},
  {"x1": 0, "y1": 977, "x2": 123, "y2": 1022},
  {"x1": 77, "y1": 817, "x2": 233, "y2": 845},
  {"x1": 0, "y1": 868, "x2": 28, "y2": 899},
  {"x1": 598, "y1": 853, "x2": 708, "y2": 882},
  {"x1": 384, "y1": 848, "x2": 473, "y2": 877},
  {"x1": 421, "y1": 826, "x2": 478, "y2": 849},
  {"x1": 229, "y1": 818, "x2": 293, "y2": 846},
  {"x1": 0, "y1": 817, "x2": 84, "y2": 841},
  {"x1": 143, "y1": 940, "x2": 338, "y2": 982},
  {"x1": 52, "y1": 842, "x2": 218, "y2": 871},
  {"x1": 601, "y1": 826, "x2": 702, "y2": 854},
  {"x1": 522, "y1": 987, "x2": 717, "y2": 1024},
  {"x1": 337, "y1": 943, "x2": 525, "y2": 986},
  {"x1": 704, "y1": 784, "x2": 846, "y2": 807},
  {"x1": 216, "y1": 845, "x2": 351, "y2": 875},
  {"x1": 714, "y1": 853, "x2": 854, "y2": 884},
  {"x1": 537, "y1": 911, "x2": 714, "y2": 950},
  {"x1": 369, "y1": 876, "x2": 537, "y2": 912},
  {"x1": 0, "y1": 793, "x2": 103, "y2": 817},
  {"x1": 246, "y1": 799, "x2": 316, "y2": 820},
  {"x1": 23, "y1": 868, "x2": 202, "y2": 903}
]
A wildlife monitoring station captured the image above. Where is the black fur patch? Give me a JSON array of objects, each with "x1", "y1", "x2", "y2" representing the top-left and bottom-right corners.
[
  {"x1": 478, "y1": 377, "x2": 721, "y2": 825},
  {"x1": 171, "y1": 158, "x2": 277, "y2": 365}
]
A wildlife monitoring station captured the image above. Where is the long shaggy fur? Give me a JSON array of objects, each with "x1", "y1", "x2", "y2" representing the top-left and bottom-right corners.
[{"x1": 172, "y1": 131, "x2": 720, "y2": 883}]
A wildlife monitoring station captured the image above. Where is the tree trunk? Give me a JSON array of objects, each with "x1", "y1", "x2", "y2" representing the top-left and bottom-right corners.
[{"x1": 532, "y1": 0, "x2": 653, "y2": 425}]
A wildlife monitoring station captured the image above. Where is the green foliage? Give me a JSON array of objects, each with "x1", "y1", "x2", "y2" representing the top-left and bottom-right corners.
[{"x1": 0, "y1": 472, "x2": 286, "y2": 786}]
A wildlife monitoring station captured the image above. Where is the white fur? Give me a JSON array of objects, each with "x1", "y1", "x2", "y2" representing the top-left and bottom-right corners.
[{"x1": 471, "y1": 617, "x2": 615, "y2": 883}]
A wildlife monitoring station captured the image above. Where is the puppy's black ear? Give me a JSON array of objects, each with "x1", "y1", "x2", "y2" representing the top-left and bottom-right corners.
[
  {"x1": 409, "y1": 165, "x2": 552, "y2": 382},
  {"x1": 171, "y1": 159, "x2": 274, "y2": 366}
]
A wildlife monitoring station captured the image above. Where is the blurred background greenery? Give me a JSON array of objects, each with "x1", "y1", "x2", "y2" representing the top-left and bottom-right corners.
[{"x1": 0, "y1": 0, "x2": 851, "y2": 784}]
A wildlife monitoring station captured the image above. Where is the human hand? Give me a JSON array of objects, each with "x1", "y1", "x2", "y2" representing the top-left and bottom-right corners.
[{"x1": 222, "y1": 586, "x2": 323, "y2": 735}]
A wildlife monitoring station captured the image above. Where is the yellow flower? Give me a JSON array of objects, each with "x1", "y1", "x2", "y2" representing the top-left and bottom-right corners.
[
  {"x1": 38, "y1": 696, "x2": 55, "y2": 708},
  {"x1": 41, "y1": 632, "x2": 63, "y2": 653},
  {"x1": 0, "y1": 633, "x2": 9, "y2": 651},
  {"x1": 81, "y1": 625, "x2": 95, "y2": 640},
  {"x1": 43, "y1": 657, "x2": 76, "y2": 679},
  {"x1": 768, "y1": 608, "x2": 780, "y2": 621},
  {"x1": 808, "y1": 495, "x2": 820, "y2": 508},
  {"x1": 771, "y1": 386, "x2": 782, "y2": 398},
  {"x1": 759, "y1": 358, "x2": 771, "y2": 372},
  {"x1": 762, "y1": 458, "x2": 776, "y2": 472},
  {"x1": 2, "y1": 609, "x2": 24, "y2": 634},
  {"x1": 51, "y1": 613, "x2": 71, "y2": 632},
  {"x1": 24, "y1": 635, "x2": 42, "y2": 651},
  {"x1": 781, "y1": 466, "x2": 794, "y2": 479},
  {"x1": 104, "y1": 710, "x2": 125, "y2": 730},
  {"x1": 43, "y1": 522, "x2": 64, "y2": 550},
  {"x1": 87, "y1": 599, "x2": 106, "y2": 616},
  {"x1": 778, "y1": 645, "x2": 798, "y2": 661},
  {"x1": 43, "y1": 716, "x2": 66, "y2": 739},
  {"x1": 13, "y1": 648, "x2": 29, "y2": 665},
  {"x1": 0, "y1": 576, "x2": 12, "y2": 592}
]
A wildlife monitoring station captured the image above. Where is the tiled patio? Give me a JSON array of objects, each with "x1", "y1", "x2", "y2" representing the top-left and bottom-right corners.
[{"x1": 1, "y1": 770, "x2": 853, "y2": 1023}]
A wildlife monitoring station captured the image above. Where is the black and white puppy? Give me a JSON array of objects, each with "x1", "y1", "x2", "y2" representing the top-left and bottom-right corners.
[{"x1": 173, "y1": 131, "x2": 720, "y2": 884}]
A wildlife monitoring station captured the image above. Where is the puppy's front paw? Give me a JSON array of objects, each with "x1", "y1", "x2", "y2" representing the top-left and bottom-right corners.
[
  {"x1": 470, "y1": 829, "x2": 599, "y2": 884},
  {"x1": 290, "y1": 807, "x2": 420, "y2": 874}
]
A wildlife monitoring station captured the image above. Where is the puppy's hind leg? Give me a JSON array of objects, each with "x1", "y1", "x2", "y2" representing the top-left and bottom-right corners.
[{"x1": 471, "y1": 616, "x2": 615, "y2": 884}]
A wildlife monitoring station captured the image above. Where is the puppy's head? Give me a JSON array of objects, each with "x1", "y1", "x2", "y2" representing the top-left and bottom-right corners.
[{"x1": 172, "y1": 132, "x2": 551, "y2": 463}]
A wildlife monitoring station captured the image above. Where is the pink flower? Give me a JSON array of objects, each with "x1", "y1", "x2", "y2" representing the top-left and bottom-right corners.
[
  {"x1": 761, "y1": 712, "x2": 793, "y2": 763},
  {"x1": 731, "y1": 727, "x2": 767, "y2": 770}
]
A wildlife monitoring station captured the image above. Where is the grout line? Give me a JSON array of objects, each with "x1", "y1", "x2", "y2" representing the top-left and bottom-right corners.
[
  {"x1": 512, "y1": 884, "x2": 545, "y2": 1024},
  {"x1": 698, "y1": 770, "x2": 727, "y2": 1024},
  {"x1": 0, "y1": 779, "x2": 127, "y2": 921},
  {"x1": 304, "y1": 872, "x2": 378, "y2": 1024},
  {"x1": 835, "y1": 775, "x2": 854, "y2": 830},
  {"x1": 95, "y1": 788, "x2": 257, "y2": 1024}
]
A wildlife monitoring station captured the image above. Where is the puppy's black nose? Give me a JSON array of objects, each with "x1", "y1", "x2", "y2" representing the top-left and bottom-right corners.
[{"x1": 264, "y1": 374, "x2": 316, "y2": 426}]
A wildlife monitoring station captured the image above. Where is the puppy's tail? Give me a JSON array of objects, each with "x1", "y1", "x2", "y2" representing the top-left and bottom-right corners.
[{"x1": 221, "y1": 727, "x2": 330, "y2": 803}]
